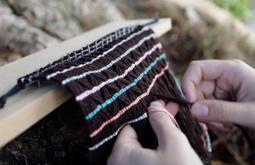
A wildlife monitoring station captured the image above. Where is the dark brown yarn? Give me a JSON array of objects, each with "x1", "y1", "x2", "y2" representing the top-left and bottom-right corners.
[{"x1": 2, "y1": 25, "x2": 210, "y2": 164}]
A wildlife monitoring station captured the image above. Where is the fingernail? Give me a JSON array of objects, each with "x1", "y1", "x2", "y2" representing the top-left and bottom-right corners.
[
  {"x1": 191, "y1": 103, "x2": 208, "y2": 118},
  {"x1": 124, "y1": 124, "x2": 132, "y2": 129},
  {"x1": 148, "y1": 101, "x2": 180, "y2": 129},
  {"x1": 148, "y1": 100, "x2": 166, "y2": 112},
  {"x1": 199, "y1": 123, "x2": 208, "y2": 132},
  {"x1": 166, "y1": 102, "x2": 179, "y2": 116}
]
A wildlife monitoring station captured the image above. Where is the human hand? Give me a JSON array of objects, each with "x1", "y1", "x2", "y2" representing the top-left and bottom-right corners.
[
  {"x1": 107, "y1": 101, "x2": 203, "y2": 165},
  {"x1": 182, "y1": 59, "x2": 255, "y2": 129}
]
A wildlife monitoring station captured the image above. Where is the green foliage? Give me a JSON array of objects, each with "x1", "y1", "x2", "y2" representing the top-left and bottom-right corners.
[{"x1": 210, "y1": 0, "x2": 252, "y2": 21}]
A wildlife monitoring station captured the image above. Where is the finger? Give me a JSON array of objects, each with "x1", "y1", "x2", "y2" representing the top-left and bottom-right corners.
[
  {"x1": 181, "y1": 61, "x2": 202, "y2": 102},
  {"x1": 149, "y1": 103, "x2": 203, "y2": 164},
  {"x1": 108, "y1": 125, "x2": 144, "y2": 165},
  {"x1": 109, "y1": 125, "x2": 159, "y2": 165},
  {"x1": 186, "y1": 80, "x2": 215, "y2": 102},
  {"x1": 208, "y1": 122, "x2": 230, "y2": 132},
  {"x1": 199, "y1": 123, "x2": 208, "y2": 132},
  {"x1": 197, "y1": 80, "x2": 216, "y2": 99},
  {"x1": 148, "y1": 100, "x2": 180, "y2": 150},
  {"x1": 165, "y1": 101, "x2": 179, "y2": 116},
  {"x1": 181, "y1": 60, "x2": 236, "y2": 102},
  {"x1": 191, "y1": 100, "x2": 255, "y2": 128},
  {"x1": 114, "y1": 125, "x2": 142, "y2": 149}
]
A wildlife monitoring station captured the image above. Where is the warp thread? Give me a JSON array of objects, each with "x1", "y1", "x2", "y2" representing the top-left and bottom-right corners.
[{"x1": 0, "y1": 23, "x2": 210, "y2": 165}]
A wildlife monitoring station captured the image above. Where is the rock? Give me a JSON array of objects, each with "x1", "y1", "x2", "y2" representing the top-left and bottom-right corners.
[
  {"x1": 5, "y1": 0, "x2": 124, "y2": 39},
  {"x1": 6, "y1": 0, "x2": 84, "y2": 40},
  {"x1": 6, "y1": 52, "x2": 22, "y2": 63},
  {"x1": 0, "y1": 58, "x2": 7, "y2": 66},
  {"x1": 80, "y1": 0, "x2": 124, "y2": 30},
  {"x1": 0, "y1": 49, "x2": 21, "y2": 65},
  {"x1": 113, "y1": 0, "x2": 255, "y2": 68},
  {"x1": 0, "y1": 0, "x2": 59, "y2": 56}
]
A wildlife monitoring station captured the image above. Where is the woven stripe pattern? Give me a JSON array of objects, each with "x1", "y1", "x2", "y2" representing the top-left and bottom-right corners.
[{"x1": 17, "y1": 25, "x2": 209, "y2": 165}]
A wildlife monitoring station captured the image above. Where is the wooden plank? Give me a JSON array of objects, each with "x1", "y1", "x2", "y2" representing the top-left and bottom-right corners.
[{"x1": 0, "y1": 18, "x2": 172, "y2": 148}]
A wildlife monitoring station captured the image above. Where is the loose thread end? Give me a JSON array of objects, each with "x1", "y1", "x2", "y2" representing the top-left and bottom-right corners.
[
  {"x1": 150, "y1": 92, "x2": 192, "y2": 108},
  {"x1": 0, "y1": 96, "x2": 6, "y2": 109},
  {"x1": 0, "y1": 83, "x2": 25, "y2": 109},
  {"x1": 142, "y1": 13, "x2": 160, "y2": 27}
]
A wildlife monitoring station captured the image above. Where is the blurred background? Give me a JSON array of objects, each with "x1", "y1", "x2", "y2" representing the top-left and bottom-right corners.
[{"x1": 0, "y1": 0, "x2": 255, "y2": 164}]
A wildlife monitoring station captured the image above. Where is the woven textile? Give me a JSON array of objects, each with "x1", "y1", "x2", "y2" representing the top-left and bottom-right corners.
[{"x1": 3, "y1": 25, "x2": 210, "y2": 164}]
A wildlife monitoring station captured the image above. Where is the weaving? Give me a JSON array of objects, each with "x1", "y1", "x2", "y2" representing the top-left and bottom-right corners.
[{"x1": 0, "y1": 23, "x2": 210, "y2": 164}]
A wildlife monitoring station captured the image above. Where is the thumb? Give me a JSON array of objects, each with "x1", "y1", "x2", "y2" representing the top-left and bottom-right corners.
[
  {"x1": 148, "y1": 100, "x2": 181, "y2": 150},
  {"x1": 108, "y1": 126, "x2": 143, "y2": 165},
  {"x1": 114, "y1": 125, "x2": 142, "y2": 149},
  {"x1": 191, "y1": 100, "x2": 255, "y2": 128}
]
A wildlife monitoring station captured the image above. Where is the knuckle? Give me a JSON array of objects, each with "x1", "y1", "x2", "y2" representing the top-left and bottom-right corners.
[
  {"x1": 190, "y1": 60, "x2": 201, "y2": 67},
  {"x1": 189, "y1": 60, "x2": 204, "y2": 74},
  {"x1": 170, "y1": 130, "x2": 190, "y2": 146},
  {"x1": 218, "y1": 109, "x2": 225, "y2": 122},
  {"x1": 231, "y1": 59, "x2": 243, "y2": 65},
  {"x1": 231, "y1": 59, "x2": 245, "y2": 67},
  {"x1": 212, "y1": 102, "x2": 227, "y2": 121},
  {"x1": 150, "y1": 111, "x2": 169, "y2": 124},
  {"x1": 149, "y1": 111, "x2": 176, "y2": 132}
]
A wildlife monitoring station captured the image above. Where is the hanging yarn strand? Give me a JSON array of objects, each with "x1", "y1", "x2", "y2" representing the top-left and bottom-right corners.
[{"x1": 0, "y1": 83, "x2": 25, "y2": 108}]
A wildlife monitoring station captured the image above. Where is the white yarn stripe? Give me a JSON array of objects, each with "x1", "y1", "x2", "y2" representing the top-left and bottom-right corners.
[
  {"x1": 46, "y1": 27, "x2": 149, "y2": 80},
  {"x1": 41, "y1": 26, "x2": 136, "y2": 74},
  {"x1": 89, "y1": 113, "x2": 147, "y2": 151},
  {"x1": 61, "y1": 33, "x2": 157, "y2": 85},
  {"x1": 75, "y1": 43, "x2": 162, "y2": 101}
]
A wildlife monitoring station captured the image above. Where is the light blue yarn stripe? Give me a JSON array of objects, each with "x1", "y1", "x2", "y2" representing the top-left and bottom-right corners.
[
  {"x1": 85, "y1": 53, "x2": 166, "y2": 120},
  {"x1": 168, "y1": 69, "x2": 185, "y2": 99}
]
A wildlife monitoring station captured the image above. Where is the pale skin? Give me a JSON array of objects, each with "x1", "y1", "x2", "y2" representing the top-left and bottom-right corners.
[
  {"x1": 108, "y1": 59, "x2": 255, "y2": 165},
  {"x1": 182, "y1": 59, "x2": 255, "y2": 129}
]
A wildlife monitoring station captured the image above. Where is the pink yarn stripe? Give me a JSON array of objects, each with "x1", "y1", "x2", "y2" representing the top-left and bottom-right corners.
[
  {"x1": 89, "y1": 113, "x2": 148, "y2": 151},
  {"x1": 75, "y1": 43, "x2": 162, "y2": 101},
  {"x1": 89, "y1": 63, "x2": 169, "y2": 138}
]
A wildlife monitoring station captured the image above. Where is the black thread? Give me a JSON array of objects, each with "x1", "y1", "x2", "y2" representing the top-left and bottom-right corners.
[
  {"x1": 0, "y1": 83, "x2": 25, "y2": 109},
  {"x1": 235, "y1": 124, "x2": 255, "y2": 165},
  {"x1": 150, "y1": 92, "x2": 192, "y2": 108},
  {"x1": 141, "y1": 13, "x2": 160, "y2": 27}
]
